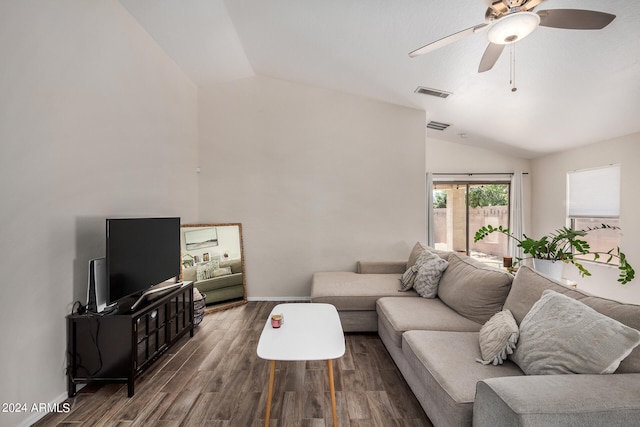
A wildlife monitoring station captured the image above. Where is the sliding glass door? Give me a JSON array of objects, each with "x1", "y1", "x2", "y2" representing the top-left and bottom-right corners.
[{"x1": 432, "y1": 181, "x2": 510, "y2": 267}]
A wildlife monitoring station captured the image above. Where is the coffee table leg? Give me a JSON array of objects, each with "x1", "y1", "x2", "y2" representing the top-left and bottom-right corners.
[
  {"x1": 265, "y1": 360, "x2": 276, "y2": 427},
  {"x1": 327, "y1": 359, "x2": 338, "y2": 427}
]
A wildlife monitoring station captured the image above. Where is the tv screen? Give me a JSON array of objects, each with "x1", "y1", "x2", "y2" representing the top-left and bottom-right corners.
[{"x1": 106, "y1": 217, "x2": 180, "y2": 304}]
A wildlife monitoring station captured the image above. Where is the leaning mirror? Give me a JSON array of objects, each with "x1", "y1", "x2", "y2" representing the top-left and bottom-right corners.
[{"x1": 180, "y1": 223, "x2": 247, "y2": 313}]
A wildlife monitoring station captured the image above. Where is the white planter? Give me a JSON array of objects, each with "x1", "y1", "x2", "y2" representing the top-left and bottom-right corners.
[{"x1": 533, "y1": 258, "x2": 564, "y2": 280}]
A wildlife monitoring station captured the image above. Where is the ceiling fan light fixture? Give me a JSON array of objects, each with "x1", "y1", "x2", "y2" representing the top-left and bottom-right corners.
[{"x1": 488, "y1": 12, "x2": 540, "y2": 45}]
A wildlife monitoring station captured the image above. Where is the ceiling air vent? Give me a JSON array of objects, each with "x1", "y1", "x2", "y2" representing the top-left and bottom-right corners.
[
  {"x1": 426, "y1": 121, "x2": 451, "y2": 131},
  {"x1": 414, "y1": 86, "x2": 452, "y2": 99}
]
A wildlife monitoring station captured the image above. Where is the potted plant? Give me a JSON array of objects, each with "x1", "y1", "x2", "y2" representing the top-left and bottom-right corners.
[
  {"x1": 182, "y1": 253, "x2": 194, "y2": 268},
  {"x1": 474, "y1": 224, "x2": 635, "y2": 284}
]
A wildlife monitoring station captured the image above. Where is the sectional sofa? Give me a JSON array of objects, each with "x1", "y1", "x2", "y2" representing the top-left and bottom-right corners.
[
  {"x1": 311, "y1": 243, "x2": 640, "y2": 426},
  {"x1": 183, "y1": 258, "x2": 244, "y2": 305}
]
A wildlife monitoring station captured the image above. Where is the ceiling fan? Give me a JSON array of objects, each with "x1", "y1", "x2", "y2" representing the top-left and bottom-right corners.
[{"x1": 409, "y1": 0, "x2": 616, "y2": 73}]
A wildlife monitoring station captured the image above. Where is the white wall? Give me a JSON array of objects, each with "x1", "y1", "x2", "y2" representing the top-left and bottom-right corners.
[
  {"x1": 198, "y1": 75, "x2": 426, "y2": 298},
  {"x1": 0, "y1": 2, "x2": 198, "y2": 426},
  {"x1": 426, "y1": 137, "x2": 531, "y2": 174},
  {"x1": 530, "y1": 132, "x2": 640, "y2": 304}
]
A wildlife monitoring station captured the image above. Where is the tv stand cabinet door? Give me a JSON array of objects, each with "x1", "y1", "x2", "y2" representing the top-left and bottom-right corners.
[
  {"x1": 166, "y1": 284, "x2": 194, "y2": 344},
  {"x1": 67, "y1": 315, "x2": 132, "y2": 397}
]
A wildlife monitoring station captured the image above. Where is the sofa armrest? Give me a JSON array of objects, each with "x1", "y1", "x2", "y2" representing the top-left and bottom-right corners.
[
  {"x1": 474, "y1": 374, "x2": 640, "y2": 427},
  {"x1": 356, "y1": 260, "x2": 406, "y2": 274}
]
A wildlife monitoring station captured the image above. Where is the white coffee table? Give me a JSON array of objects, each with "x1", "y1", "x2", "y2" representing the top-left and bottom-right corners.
[{"x1": 257, "y1": 303, "x2": 345, "y2": 427}]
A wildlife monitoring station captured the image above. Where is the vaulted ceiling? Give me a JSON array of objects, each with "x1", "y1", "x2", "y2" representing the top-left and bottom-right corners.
[{"x1": 119, "y1": 0, "x2": 640, "y2": 158}]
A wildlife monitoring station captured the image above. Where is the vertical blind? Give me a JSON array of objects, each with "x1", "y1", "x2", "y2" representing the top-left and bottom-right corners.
[{"x1": 567, "y1": 164, "x2": 620, "y2": 218}]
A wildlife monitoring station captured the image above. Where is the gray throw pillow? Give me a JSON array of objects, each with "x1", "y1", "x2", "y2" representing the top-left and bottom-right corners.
[
  {"x1": 511, "y1": 290, "x2": 640, "y2": 375},
  {"x1": 413, "y1": 251, "x2": 449, "y2": 298},
  {"x1": 399, "y1": 264, "x2": 419, "y2": 291},
  {"x1": 400, "y1": 248, "x2": 435, "y2": 291},
  {"x1": 476, "y1": 309, "x2": 519, "y2": 366}
]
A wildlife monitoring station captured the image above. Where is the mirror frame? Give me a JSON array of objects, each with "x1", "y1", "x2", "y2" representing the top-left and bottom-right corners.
[{"x1": 180, "y1": 223, "x2": 247, "y2": 313}]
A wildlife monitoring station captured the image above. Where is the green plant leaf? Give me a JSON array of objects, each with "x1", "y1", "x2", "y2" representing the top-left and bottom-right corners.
[{"x1": 474, "y1": 224, "x2": 635, "y2": 285}]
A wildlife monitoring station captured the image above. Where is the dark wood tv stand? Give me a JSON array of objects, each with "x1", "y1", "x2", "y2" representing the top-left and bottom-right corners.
[{"x1": 66, "y1": 281, "x2": 194, "y2": 397}]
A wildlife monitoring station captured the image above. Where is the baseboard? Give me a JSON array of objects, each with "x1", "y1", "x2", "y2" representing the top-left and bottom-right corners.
[
  {"x1": 19, "y1": 389, "x2": 74, "y2": 427},
  {"x1": 247, "y1": 296, "x2": 311, "y2": 302}
]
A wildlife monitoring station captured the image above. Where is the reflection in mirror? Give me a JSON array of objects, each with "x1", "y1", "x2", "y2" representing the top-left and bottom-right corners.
[{"x1": 180, "y1": 223, "x2": 247, "y2": 313}]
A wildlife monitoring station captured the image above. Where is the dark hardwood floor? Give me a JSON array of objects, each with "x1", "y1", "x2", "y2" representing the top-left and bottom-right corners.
[{"x1": 35, "y1": 302, "x2": 433, "y2": 426}]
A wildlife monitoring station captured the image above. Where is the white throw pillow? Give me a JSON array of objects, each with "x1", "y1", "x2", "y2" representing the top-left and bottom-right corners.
[
  {"x1": 212, "y1": 267, "x2": 232, "y2": 277},
  {"x1": 196, "y1": 263, "x2": 208, "y2": 281},
  {"x1": 511, "y1": 290, "x2": 640, "y2": 375},
  {"x1": 196, "y1": 260, "x2": 220, "y2": 280},
  {"x1": 476, "y1": 309, "x2": 519, "y2": 365},
  {"x1": 412, "y1": 251, "x2": 449, "y2": 298}
]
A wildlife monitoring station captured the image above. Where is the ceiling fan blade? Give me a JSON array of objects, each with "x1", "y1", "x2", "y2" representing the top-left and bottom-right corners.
[
  {"x1": 537, "y1": 9, "x2": 615, "y2": 30},
  {"x1": 409, "y1": 23, "x2": 488, "y2": 58},
  {"x1": 478, "y1": 43, "x2": 505, "y2": 73}
]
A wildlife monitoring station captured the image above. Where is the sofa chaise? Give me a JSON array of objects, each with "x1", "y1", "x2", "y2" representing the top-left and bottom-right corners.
[{"x1": 311, "y1": 243, "x2": 640, "y2": 426}]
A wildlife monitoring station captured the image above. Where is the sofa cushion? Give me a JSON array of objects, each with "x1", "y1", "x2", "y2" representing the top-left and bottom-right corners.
[
  {"x1": 402, "y1": 331, "x2": 523, "y2": 427},
  {"x1": 195, "y1": 273, "x2": 243, "y2": 292},
  {"x1": 376, "y1": 297, "x2": 482, "y2": 348},
  {"x1": 357, "y1": 260, "x2": 407, "y2": 274},
  {"x1": 437, "y1": 253, "x2": 513, "y2": 324},
  {"x1": 477, "y1": 309, "x2": 519, "y2": 366},
  {"x1": 199, "y1": 283, "x2": 244, "y2": 302},
  {"x1": 407, "y1": 242, "x2": 427, "y2": 268},
  {"x1": 504, "y1": 265, "x2": 640, "y2": 373},
  {"x1": 503, "y1": 265, "x2": 585, "y2": 324},
  {"x1": 511, "y1": 290, "x2": 640, "y2": 375},
  {"x1": 311, "y1": 272, "x2": 417, "y2": 311}
]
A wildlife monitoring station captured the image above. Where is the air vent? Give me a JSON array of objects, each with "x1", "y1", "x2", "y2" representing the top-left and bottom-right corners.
[
  {"x1": 414, "y1": 86, "x2": 452, "y2": 99},
  {"x1": 427, "y1": 121, "x2": 451, "y2": 131}
]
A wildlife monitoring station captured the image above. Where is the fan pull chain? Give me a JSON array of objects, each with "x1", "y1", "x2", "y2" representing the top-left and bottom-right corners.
[{"x1": 510, "y1": 44, "x2": 517, "y2": 92}]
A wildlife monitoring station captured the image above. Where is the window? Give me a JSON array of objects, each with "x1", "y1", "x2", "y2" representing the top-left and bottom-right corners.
[
  {"x1": 567, "y1": 164, "x2": 621, "y2": 264},
  {"x1": 432, "y1": 181, "x2": 510, "y2": 267}
]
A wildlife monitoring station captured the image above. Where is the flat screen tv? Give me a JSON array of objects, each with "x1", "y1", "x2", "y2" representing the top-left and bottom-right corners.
[{"x1": 106, "y1": 217, "x2": 180, "y2": 306}]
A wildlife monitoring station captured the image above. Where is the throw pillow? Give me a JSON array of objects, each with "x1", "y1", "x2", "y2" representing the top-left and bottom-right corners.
[
  {"x1": 511, "y1": 290, "x2": 640, "y2": 375},
  {"x1": 412, "y1": 251, "x2": 449, "y2": 298},
  {"x1": 476, "y1": 309, "x2": 519, "y2": 366},
  {"x1": 401, "y1": 244, "x2": 452, "y2": 292},
  {"x1": 212, "y1": 267, "x2": 232, "y2": 277},
  {"x1": 399, "y1": 265, "x2": 419, "y2": 291},
  {"x1": 196, "y1": 260, "x2": 220, "y2": 280},
  {"x1": 196, "y1": 263, "x2": 208, "y2": 281},
  {"x1": 400, "y1": 249, "x2": 432, "y2": 291}
]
